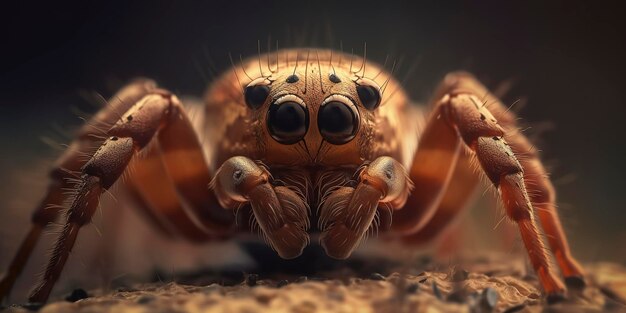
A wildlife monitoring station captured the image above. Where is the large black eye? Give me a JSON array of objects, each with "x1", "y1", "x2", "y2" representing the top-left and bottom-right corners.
[
  {"x1": 267, "y1": 97, "x2": 309, "y2": 144},
  {"x1": 356, "y1": 85, "x2": 381, "y2": 110},
  {"x1": 318, "y1": 98, "x2": 359, "y2": 145},
  {"x1": 244, "y1": 85, "x2": 270, "y2": 109}
]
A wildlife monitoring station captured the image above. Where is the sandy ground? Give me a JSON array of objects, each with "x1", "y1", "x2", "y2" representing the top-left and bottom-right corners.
[{"x1": 2, "y1": 254, "x2": 625, "y2": 313}]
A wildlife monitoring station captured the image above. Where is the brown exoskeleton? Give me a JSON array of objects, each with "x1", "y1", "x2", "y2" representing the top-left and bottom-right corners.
[{"x1": 0, "y1": 48, "x2": 585, "y2": 303}]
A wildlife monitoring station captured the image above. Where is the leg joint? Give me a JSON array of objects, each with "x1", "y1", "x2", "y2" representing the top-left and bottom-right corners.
[
  {"x1": 501, "y1": 173, "x2": 533, "y2": 221},
  {"x1": 475, "y1": 137, "x2": 523, "y2": 185},
  {"x1": 108, "y1": 92, "x2": 175, "y2": 147},
  {"x1": 359, "y1": 156, "x2": 413, "y2": 207},
  {"x1": 441, "y1": 93, "x2": 505, "y2": 146},
  {"x1": 82, "y1": 137, "x2": 134, "y2": 188}
]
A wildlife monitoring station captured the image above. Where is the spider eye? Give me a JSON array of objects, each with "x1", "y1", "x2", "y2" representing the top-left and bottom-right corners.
[
  {"x1": 267, "y1": 95, "x2": 309, "y2": 145},
  {"x1": 286, "y1": 74, "x2": 299, "y2": 83},
  {"x1": 318, "y1": 95, "x2": 359, "y2": 145},
  {"x1": 329, "y1": 73, "x2": 341, "y2": 83},
  {"x1": 356, "y1": 85, "x2": 381, "y2": 111},
  {"x1": 244, "y1": 84, "x2": 270, "y2": 110}
]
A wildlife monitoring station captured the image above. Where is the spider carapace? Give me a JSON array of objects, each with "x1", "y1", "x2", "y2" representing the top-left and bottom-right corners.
[{"x1": 0, "y1": 49, "x2": 585, "y2": 302}]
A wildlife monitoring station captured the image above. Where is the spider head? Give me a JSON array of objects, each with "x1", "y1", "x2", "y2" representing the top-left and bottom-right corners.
[{"x1": 238, "y1": 49, "x2": 398, "y2": 166}]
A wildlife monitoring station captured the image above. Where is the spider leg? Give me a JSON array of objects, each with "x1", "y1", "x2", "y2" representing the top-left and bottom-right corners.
[
  {"x1": 318, "y1": 156, "x2": 413, "y2": 259},
  {"x1": 390, "y1": 97, "x2": 464, "y2": 234},
  {"x1": 124, "y1": 142, "x2": 218, "y2": 241},
  {"x1": 0, "y1": 79, "x2": 155, "y2": 302},
  {"x1": 400, "y1": 149, "x2": 479, "y2": 245},
  {"x1": 211, "y1": 156, "x2": 310, "y2": 259},
  {"x1": 393, "y1": 71, "x2": 576, "y2": 297},
  {"x1": 441, "y1": 72, "x2": 585, "y2": 283},
  {"x1": 156, "y1": 101, "x2": 235, "y2": 234},
  {"x1": 115, "y1": 100, "x2": 236, "y2": 242},
  {"x1": 27, "y1": 88, "x2": 230, "y2": 303}
]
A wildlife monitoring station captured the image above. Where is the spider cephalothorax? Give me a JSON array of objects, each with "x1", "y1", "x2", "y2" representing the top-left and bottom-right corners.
[
  {"x1": 220, "y1": 50, "x2": 403, "y2": 168},
  {"x1": 0, "y1": 48, "x2": 584, "y2": 303}
]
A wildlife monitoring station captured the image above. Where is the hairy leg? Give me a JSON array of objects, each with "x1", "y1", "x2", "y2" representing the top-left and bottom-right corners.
[
  {"x1": 28, "y1": 87, "x2": 228, "y2": 302},
  {"x1": 397, "y1": 73, "x2": 569, "y2": 297},
  {"x1": 211, "y1": 156, "x2": 309, "y2": 259},
  {"x1": 0, "y1": 79, "x2": 155, "y2": 301},
  {"x1": 440, "y1": 72, "x2": 585, "y2": 283},
  {"x1": 318, "y1": 156, "x2": 413, "y2": 259}
]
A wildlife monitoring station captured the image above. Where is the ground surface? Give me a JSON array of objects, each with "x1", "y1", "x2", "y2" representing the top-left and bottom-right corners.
[{"x1": 2, "y1": 251, "x2": 625, "y2": 313}]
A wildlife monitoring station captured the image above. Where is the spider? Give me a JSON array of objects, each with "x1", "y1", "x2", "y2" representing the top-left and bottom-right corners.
[{"x1": 0, "y1": 48, "x2": 585, "y2": 303}]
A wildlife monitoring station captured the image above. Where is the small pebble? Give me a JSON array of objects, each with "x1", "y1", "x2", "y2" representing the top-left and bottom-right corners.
[
  {"x1": 370, "y1": 273, "x2": 386, "y2": 281},
  {"x1": 480, "y1": 287, "x2": 499, "y2": 311},
  {"x1": 295, "y1": 276, "x2": 308, "y2": 283},
  {"x1": 65, "y1": 288, "x2": 89, "y2": 302},
  {"x1": 277, "y1": 280, "x2": 289, "y2": 287}
]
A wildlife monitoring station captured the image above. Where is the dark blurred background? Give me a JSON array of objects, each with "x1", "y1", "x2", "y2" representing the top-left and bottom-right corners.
[{"x1": 0, "y1": 0, "x2": 624, "y2": 267}]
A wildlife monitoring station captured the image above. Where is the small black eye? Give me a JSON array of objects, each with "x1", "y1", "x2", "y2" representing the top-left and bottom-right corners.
[
  {"x1": 356, "y1": 85, "x2": 381, "y2": 110},
  {"x1": 244, "y1": 85, "x2": 270, "y2": 109},
  {"x1": 318, "y1": 101, "x2": 359, "y2": 145},
  {"x1": 267, "y1": 100, "x2": 309, "y2": 144},
  {"x1": 329, "y1": 73, "x2": 341, "y2": 83},
  {"x1": 286, "y1": 75, "x2": 299, "y2": 83}
]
